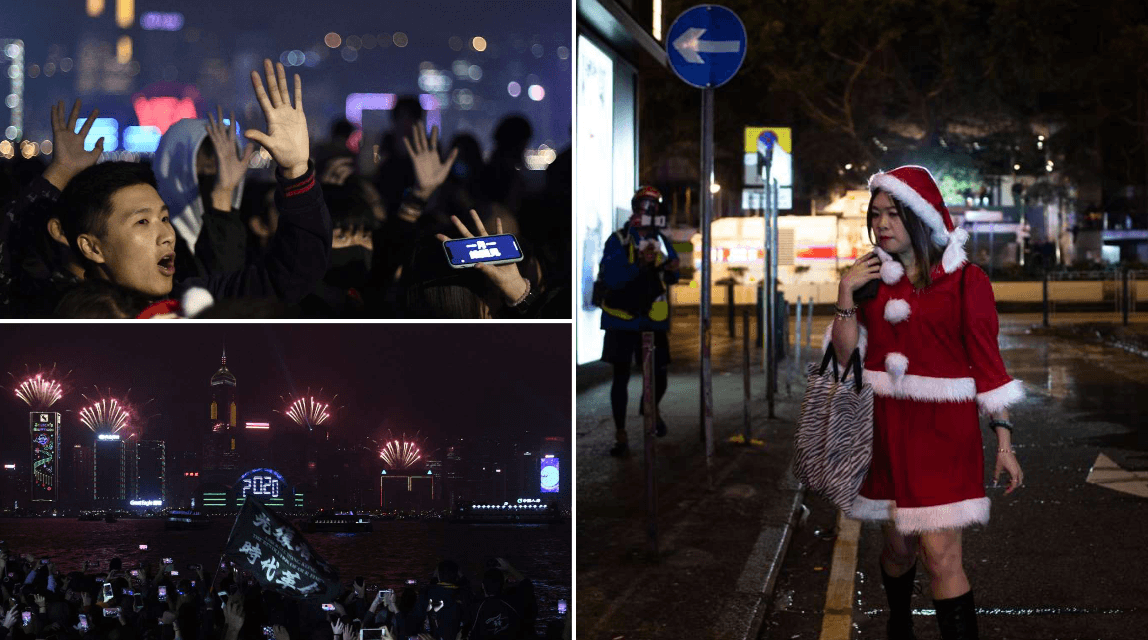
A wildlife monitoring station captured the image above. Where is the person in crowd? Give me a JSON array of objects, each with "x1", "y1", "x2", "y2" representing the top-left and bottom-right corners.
[
  {"x1": 596, "y1": 186, "x2": 680, "y2": 456},
  {"x1": 830, "y1": 165, "x2": 1024, "y2": 639},
  {"x1": 50, "y1": 59, "x2": 329, "y2": 316},
  {"x1": 153, "y1": 107, "x2": 254, "y2": 280},
  {"x1": 420, "y1": 561, "x2": 472, "y2": 640},
  {"x1": 466, "y1": 569, "x2": 520, "y2": 640},
  {"x1": 480, "y1": 116, "x2": 532, "y2": 214}
]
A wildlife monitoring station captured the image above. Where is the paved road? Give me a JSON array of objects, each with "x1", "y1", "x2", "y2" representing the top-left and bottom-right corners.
[{"x1": 756, "y1": 315, "x2": 1148, "y2": 639}]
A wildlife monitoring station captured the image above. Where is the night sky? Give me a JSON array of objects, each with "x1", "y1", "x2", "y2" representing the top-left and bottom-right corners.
[
  {"x1": 7, "y1": 0, "x2": 571, "y2": 157},
  {"x1": 0, "y1": 324, "x2": 571, "y2": 461}
]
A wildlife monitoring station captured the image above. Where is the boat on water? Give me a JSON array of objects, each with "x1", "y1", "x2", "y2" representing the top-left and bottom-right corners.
[
  {"x1": 304, "y1": 511, "x2": 373, "y2": 533},
  {"x1": 165, "y1": 510, "x2": 212, "y2": 530},
  {"x1": 448, "y1": 501, "x2": 566, "y2": 524}
]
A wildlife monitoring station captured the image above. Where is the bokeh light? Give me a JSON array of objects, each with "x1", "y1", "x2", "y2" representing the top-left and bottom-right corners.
[{"x1": 472, "y1": 36, "x2": 487, "y2": 52}]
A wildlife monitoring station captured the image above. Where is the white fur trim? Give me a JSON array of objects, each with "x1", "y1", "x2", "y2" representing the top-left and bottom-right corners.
[
  {"x1": 975, "y1": 378, "x2": 1025, "y2": 416},
  {"x1": 884, "y1": 298, "x2": 911, "y2": 324},
  {"x1": 849, "y1": 494, "x2": 895, "y2": 521},
  {"x1": 894, "y1": 497, "x2": 991, "y2": 533},
  {"x1": 885, "y1": 352, "x2": 908, "y2": 379},
  {"x1": 869, "y1": 170, "x2": 950, "y2": 245},
  {"x1": 862, "y1": 370, "x2": 977, "y2": 402},
  {"x1": 942, "y1": 227, "x2": 969, "y2": 274}
]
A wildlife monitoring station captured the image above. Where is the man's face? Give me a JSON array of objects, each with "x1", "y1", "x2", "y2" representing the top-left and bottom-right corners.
[{"x1": 86, "y1": 184, "x2": 177, "y2": 297}]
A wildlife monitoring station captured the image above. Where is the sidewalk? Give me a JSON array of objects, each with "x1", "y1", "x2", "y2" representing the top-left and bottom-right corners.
[{"x1": 577, "y1": 335, "x2": 809, "y2": 640}]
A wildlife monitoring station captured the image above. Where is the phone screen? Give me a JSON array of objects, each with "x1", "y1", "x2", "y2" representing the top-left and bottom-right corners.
[
  {"x1": 406, "y1": 579, "x2": 416, "y2": 585},
  {"x1": 139, "y1": 544, "x2": 148, "y2": 551},
  {"x1": 158, "y1": 586, "x2": 167, "y2": 602},
  {"x1": 102, "y1": 583, "x2": 114, "y2": 601},
  {"x1": 103, "y1": 607, "x2": 120, "y2": 618},
  {"x1": 79, "y1": 614, "x2": 89, "y2": 630},
  {"x1": 263, "y1": 626, "x2": 275, "y2": 639},
  {"x1": 171, "y1": 570, "x2": 179, "y2": 576},
  {"x1": 558, "y1": 599, "x2": 567, "y2": 615},
  {"x1": 131, "y1": 570, "x2": 139, "y2": 577},
  {"x1": 442, "y1": 234, "x2": 523, "y2": 267},
  {"x1": 359, "y1": 630, "x2": 385, "y2": 640},
  {"x1": 21, "y1": 611, "x2": 31, "y2": 625},
  {"x1": 321, "y1": 604, "x2": 335, "y2": 612},
  {"x1": 162, "y1": 558, "x2": 173, "y2": 564}
]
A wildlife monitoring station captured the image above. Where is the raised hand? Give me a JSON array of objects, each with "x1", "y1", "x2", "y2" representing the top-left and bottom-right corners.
[
  {"x1": 244, "y1": 59, "x2": 308, "y2": 180},
  {"x1": 273, "y1": 625, "x2": 290, "y2": 640},
  {"x1": 205, "y1": 106, "x2": 255, "y2": 210},
  {"x1": 436, "y1": 210, "x2": 529, "y2": 305},
  {"x1": 403, "y1": 123, "x2": 457, "y2": 198},
  {"x1": 43, "y1": 99, "x2": 103, "y2": 191},
  {"x1": 320, "y1": 157, "x2": 355, "y2": 187},
  {"x1": 330, "y1": 620, "x2": 345, "y2": 636},
  {"x1": 223, "y1": 599, "x2": 245, "y2": 630},
  {"x1": 1, "y1": 608, "x2": 16, "y2": 630}
]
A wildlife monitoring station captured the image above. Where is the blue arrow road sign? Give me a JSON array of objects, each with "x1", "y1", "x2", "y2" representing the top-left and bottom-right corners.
[{"x1": 666, "y1": 5, "x2": 747, "y2": 89}]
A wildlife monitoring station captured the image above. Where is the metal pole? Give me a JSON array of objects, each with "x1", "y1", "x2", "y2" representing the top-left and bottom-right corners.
[
  {"x1": 700, "y1": 87, "x2": 715, "y2": 462},
  {"x1": 1043, "y1": 269, "x2": 1050, "y2": 328},
  {"x1": 795, "y1": 295, "x2": 803, "y2": 373},
  {"x1": 743, "y1": 310, "x2": 751, "y2": 444},
  {"x1": 642, "y1": 331, "x2": 658, "y2": 558},
  {"x1": 767, "y1": 178, "x2": 779, "y2": 418},
  {"x1": 1123, "y1": 268, "x2": 1130, "y2": 327},
  {"x1": 763, "y1": 162, "x2": 772, "y2": 374},
  {"x1": 806, "y1": 297, "x2": 814, "y2": 350},
  {"x1": 728, "y1": 280, "x2": 736, "y2": 338}
]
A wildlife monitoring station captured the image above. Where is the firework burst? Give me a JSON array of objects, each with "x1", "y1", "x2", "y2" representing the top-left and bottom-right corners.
[
  {"x1": 79, "y1": 394, "x2": 131, "y2": 435},
  {"x1": 277, "y1": 390, "x2": 337, "y2": 430},
  {"x1": 8, "y1": 365, "x2": 68, "y2": 408},
  {"x1": 377, "y1": 431, "x2": 425, "y2": 469}
]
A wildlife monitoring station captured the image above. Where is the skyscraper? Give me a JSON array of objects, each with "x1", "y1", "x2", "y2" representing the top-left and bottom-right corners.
[
  {"x1": 29, "y1": 412, "x2": 60, "y2": 503},
  {"x1": 135, "y1": 440, "x2": 165, "y2": 504},
  {"x1": 204, "y1": 347, "x2": 239, "y2": 481},
  {"x1": 210, "y1": 347, "x2": 237, "y2": 428},
  {"x1": 93, "y1": 434, "x2": 125, "y2": 503},
  {"x1": 71, "y1": 444, "x2": 92, "y2": 508}
]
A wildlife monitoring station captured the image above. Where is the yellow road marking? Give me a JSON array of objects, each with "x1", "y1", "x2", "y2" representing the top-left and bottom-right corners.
[{"x1": 819, "y1": 511, "x2": 861, "y2": 640}]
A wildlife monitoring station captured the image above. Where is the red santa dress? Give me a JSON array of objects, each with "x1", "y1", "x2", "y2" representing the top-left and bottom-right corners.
[{"x1": 825, "y1": 166, "x2": 1025, "y2": 534}]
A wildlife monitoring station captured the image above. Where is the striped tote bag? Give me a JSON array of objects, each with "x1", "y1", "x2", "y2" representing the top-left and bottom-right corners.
[{"x1": 792, "y1": 345, "x2": 874, "y2": 513}]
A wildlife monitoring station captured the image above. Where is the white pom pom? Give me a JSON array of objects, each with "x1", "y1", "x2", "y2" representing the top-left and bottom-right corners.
[
  {"x1": 884, "y1": 298, "x2": 911, "y2": 324},
  {"x1": 880, "y1": 258, "x2": 904, "y2": 285},
  {"x1": 885, "y1": 352, "x2": 908, "y2": 379},
  {"x1": 181, "y1": 287, "x2": 214, "y2": 318},
  {"x1": 942, "y1": 227, "x2": 969, "y2": 273}
]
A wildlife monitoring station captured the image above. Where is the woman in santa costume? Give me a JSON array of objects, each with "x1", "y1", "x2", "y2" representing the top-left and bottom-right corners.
[{"x1": 828, "y1": 166, "x2": 1025, "y2": 640}]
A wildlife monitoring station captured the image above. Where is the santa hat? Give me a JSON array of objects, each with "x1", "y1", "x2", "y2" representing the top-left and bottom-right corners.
[{"x1": 868, "y1": 165, "x2": 968, "y2": 274}]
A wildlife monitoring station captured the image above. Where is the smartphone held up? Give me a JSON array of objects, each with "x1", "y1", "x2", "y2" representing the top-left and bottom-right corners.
[{"x1": 443, "y1": 234, "x2": 524, "y2": 268}]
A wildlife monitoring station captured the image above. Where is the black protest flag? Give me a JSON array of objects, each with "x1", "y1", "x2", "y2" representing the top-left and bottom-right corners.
[{"x1": 223, "y1": 498, "x2": 341, "y2": 600}]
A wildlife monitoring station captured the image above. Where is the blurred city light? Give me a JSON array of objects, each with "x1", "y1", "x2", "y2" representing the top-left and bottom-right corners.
[
  {"x1": 123, "y1": 126, "x2": 161, "y2": 153},
  {"x1": 75, "y1": 118, "x2": 120, "y2": 151},
  {"x1": 117, "y1": 36, "x2": 132, "y2": 64},
  {"x1": 140, "y1": 12, "x2": 184, "y2": 31},
  {"x1": 345, "y1": 93, "x2": 397, "y2": 126},
  {"x1": 40, "y1": 140, "x2": 52, "y2": 155},
  {"x1": 115, "y1": 0, "x2": 134, "y2": 29},
  {"x1": 325, "y1": 32, "x2": 342, "y2": 48},
  {"x1": 507, "y1": 81, "x2": 521, "y2": 98},
  {"x1": 393, "y1": 32, "x2": 409, "y2": 47},
  {"x1": 472, "y1": 36, "x2": 487, "y2": 52},
  {"x1": 467, "y1": 65, "x2": 482, "y2": 81},
  {"x1": 557, "y1": 46, "x2": 570, "y2": 59},
  {"x1": 86, "y1": 0, "x2": 105, "y2": 18},
  {"x1": 448, "y1": 36, "x2": 463, "y2": 51},
  {"x1": 528, "y1": 84, "x2": 544, "y2": 101},
  {"x1": 341, "y1": 47, "x2": 358, "y2": 62}
]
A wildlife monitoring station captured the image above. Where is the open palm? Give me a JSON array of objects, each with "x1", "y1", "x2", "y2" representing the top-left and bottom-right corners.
[
  {"x1": 206, "y1": 106, "x2": 254, "y2": 191},
  {"x1": 244, "y1": 59, "x2": 308, "y2": 179},
  {"x1": 404, "y1": 123, "x2": 458, "y2": 195}
]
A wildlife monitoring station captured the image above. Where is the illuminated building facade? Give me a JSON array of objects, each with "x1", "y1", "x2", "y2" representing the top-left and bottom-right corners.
[
  {"x1": 71, "y1": 444, "x2": 93, "y2": 507},
  {"x1": 204, "y1": 348, "x2": 239, "y2": 480},
  {"x1": 379, "y1": 470, "x2": 435, "y2": 512},
  {"x1": 29, "y1": 412, "x2": 60, "y2": 502},
  {"x1": 93, "y1": 435, "x2": 125, "y2": 502},
  {"x1": 134, "y1": 440, "x2": 165, "y2": 503}
]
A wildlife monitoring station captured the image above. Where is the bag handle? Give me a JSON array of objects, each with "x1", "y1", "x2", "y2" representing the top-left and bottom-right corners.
[
  {"x1": 817, "y1": 343, "x2": 840, "y2": 383},
  {"x1": 839, "y1": 348, "x2": 864, "y2": 393}
]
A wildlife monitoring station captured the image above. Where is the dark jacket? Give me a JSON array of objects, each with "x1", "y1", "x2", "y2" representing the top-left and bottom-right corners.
[
  {"x1": 173, "y1": 165, "x2": 331, "y2": 307},
  {"x1": 468, "y1": 596, "x2": 521, "y2": 640}
]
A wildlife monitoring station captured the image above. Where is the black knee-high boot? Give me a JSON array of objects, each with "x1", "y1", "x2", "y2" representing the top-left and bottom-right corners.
[
  {"x1": 933, "y1": 589, "x2": 978, "y2": 640},
  {"x1": 880, "y1": 561, "x2": 917, "y2": 640}
]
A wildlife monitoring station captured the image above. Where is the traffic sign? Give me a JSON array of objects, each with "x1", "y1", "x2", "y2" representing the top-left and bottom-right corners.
[{"x1": 666, "y1": 5, "x2": 747, "y2": 89}]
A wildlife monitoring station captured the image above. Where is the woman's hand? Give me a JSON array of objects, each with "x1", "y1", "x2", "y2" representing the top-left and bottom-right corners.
[
  {"x1": 404, "y1": 123, "x2": 458, "y2": 199},
  {"x1": 243, "y1": 60, "x2": 309, "y2": 179},
  {"x1": 205, "y1": 106, "x2": 255, "y2": 210},
  {"x1": 994, "y1": 450, "x2": 1024, "y2": 495},
  {"x1": 435, "y1": 210, "x2": 528, "y2": 304},
  {"x1": 839, "y1": 252, "x2": 882, "y2": 297}
]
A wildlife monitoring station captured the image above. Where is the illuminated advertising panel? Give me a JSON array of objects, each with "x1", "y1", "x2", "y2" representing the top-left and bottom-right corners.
[
  {"x1": 540, "y1": 457, "x2": 559, "y2": 494},
  {"x1": 238, "y1": 468, "x2": 286, "y2": 500},
  {"x1": 742, "y1": 126, "x2": 793, "y2": 210},
  {"x1": 30, "y1": 412, "x2": 59, "y2": 501}
]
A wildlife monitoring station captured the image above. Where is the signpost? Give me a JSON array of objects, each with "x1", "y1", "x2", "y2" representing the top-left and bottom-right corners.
[{"x1": 667, "y1": 5, "x2": 747, "y2": 471}]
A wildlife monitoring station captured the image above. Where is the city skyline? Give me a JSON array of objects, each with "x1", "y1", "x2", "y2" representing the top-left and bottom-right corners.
[{"x1": 0, "y1": 325, "x2": 570, "y2": 467}]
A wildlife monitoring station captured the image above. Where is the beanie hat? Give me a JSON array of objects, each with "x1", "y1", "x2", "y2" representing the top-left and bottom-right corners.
[{"x1": 868, "y1": 165, "x2": 968, "y2": 274}]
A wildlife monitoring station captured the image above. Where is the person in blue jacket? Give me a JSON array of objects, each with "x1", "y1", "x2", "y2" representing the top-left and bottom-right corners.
[{"x1": 597, "y1": 186, "x2": 680, "y2": 456}]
